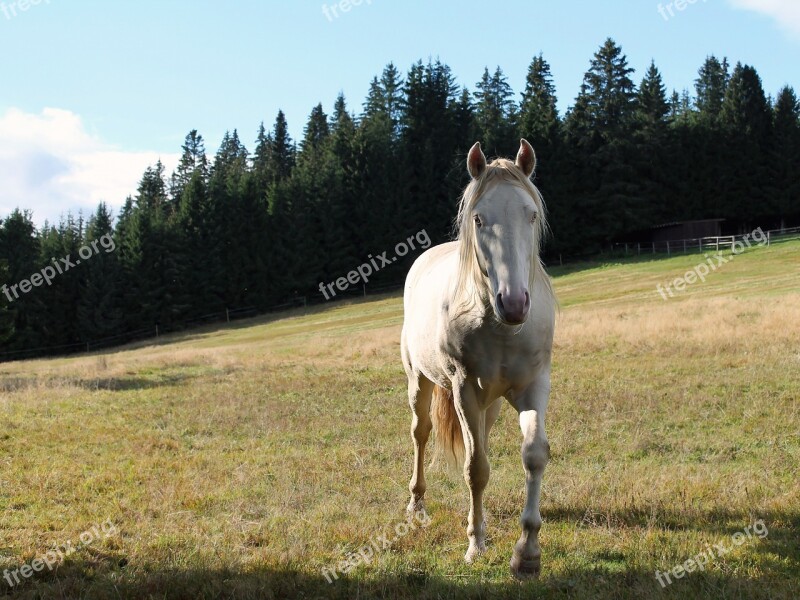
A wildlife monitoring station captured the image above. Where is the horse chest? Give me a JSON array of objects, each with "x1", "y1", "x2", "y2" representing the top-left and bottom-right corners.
[{"x1": 442, "y1": 325, "x2": 542, "y2": 392}]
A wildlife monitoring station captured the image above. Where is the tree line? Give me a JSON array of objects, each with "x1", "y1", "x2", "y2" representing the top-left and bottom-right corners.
[{"x1": 1, "y1": 38, "x2": 798, "y2": 356}]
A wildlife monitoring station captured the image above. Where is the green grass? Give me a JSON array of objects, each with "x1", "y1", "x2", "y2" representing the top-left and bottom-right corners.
[{"x1": 0, "y1": 241, "x2": 798, "y2": 599}]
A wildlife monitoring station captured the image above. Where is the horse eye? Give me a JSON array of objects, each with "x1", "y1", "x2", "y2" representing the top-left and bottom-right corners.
[{"x1": 473, "y1": 215, "x2": 483, "y2": 228}]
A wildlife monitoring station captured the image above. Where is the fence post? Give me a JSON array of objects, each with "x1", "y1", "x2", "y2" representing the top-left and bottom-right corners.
[
  {"x1": 768, "y1": 231, "x2": 771, "y2": 247},
  {"x1": 637, "y1": 243, "x2": 641, "y2": 256},
  {"x1": 625, "y1": 243, "x2": 628, "y2": 255},
  {"x1": 226, "y1": 308, "x2": 230, "y2": 323},
  {"x1": 716, "y1": 238, "x2": 719, "y2": 252},
  {"x1": 683, "y1": 240, "x2": 686, "y2": 253},
  {"x1": 156, "y1": 325, "x2": 159, "y2": 338},
  {"x1": 667, "y1": 241, "x2": 670, "y2": 256},
  {"x1": 652, "y1": 242, "x2": 656, "y2": 254}
]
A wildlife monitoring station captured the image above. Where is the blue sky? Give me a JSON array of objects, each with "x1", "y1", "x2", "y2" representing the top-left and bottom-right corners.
[{"x1": 1, "y1": 0, "x2": 798, "y2": 225}]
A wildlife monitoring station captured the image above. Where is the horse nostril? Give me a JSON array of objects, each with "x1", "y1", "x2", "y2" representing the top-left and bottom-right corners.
[{"x1": 496, "y1": 293, "x2": 505, "y2": 313}]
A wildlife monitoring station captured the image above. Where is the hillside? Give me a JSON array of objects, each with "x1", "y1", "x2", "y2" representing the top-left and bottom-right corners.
[{"x1": 0, "y1": 241, "x2": 798, "y2": 599}]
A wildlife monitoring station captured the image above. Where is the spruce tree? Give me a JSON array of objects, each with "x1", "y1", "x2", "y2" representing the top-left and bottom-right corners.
[
  {"x1": 78, "y1": 203, "x2": 122, "y2": 342},
  {"x1": 474, "y1": 66, "x2": 518, "y2": 157},
  {"x1": 770, "y1": 86, "x2": 800, "y2": 224},
  {"x1": 519, "y1": 54, "x2": 559, "y2": 153},
  {"x1": 719, "y1": 63, "x2": 772, "y2": 225},
  {"x1": 0, "y1": 210, "x2": 42, "y2": 350},
  {"x1": 0, "y1": 260, "x2": 14, "y2": 345},
  {"x1": 170, "y1": 130, "x2": 208, "y2": 204},
  {"x1": 695, "y1": 56, "x2": 730, "y2": 123}
]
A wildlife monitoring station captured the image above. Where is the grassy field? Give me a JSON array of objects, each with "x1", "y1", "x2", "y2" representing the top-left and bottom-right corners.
[{"x1": 0, "y1": 240, "x2": 798, "y2": 599}]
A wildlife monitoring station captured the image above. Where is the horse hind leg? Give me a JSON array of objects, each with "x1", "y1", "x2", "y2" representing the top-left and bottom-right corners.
[{"x1": 407, "y1": 372, "x2": 433, "y2": 515}]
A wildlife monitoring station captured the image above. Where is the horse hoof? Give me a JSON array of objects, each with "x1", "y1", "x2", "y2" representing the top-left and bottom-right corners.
[
  {"x1": 510, "y1": 552, "x2": 541, "y2": 579},
  {"x1": 406, "y1": 498, "x2": 425, "y2": 516},
  {"x1": 464, "y1": 542, "x2": 486, "y2": 564}
]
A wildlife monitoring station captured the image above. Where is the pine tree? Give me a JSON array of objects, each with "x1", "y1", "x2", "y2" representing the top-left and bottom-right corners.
[
  {"x1": 519, "y1": 54, "x2": 559, "y2": 153},
  {"x1": 209, "y1": 130, "x2": 253, "y2": 308},
  {"x1": 357, "y1": 67, "x2": 406, "y2": 256},
  {"x1": 719, "y1": 63, "x2": 772, "y2": 225},
  {"x1": 637, "y1": 61, "x2": 669, "y2": 134},
  {"x1": 474, "y1": 66, "x2": 518, "y2": 157},
  {"x1": 37, "y1": 213, "x2": 85, "y2": 347},
  {"x1": 633, "y1": 61, "x2": 673, "y2": 223},
  {"x1": 252, "y1": 122, "x2": 274, "y2": 197},
  {"x1": 118, "y1": 164, "x2": 185, "y2": 331},
  {"x1": 78, "y1": 203, "x2": 122, "y2": 341},
  {"x1": 271, "y1": 110, "x2": 295, "y2": 182},
  {"x1": 771, "y1": 86, "x2": 800, "y2": 225},
  {"x1": 695, "y1": 56, "x2": 730, "y2": 123},
  {"x1": 364, "y1": 63, "x2": 404, "y2": 138},
  {"x1": 400, "y1": 60, "x2": 463, "y2": 242},
  {"x1": 170, "y1": 130, "x2": 208, "y2": 203},
  {"x1": 177, "y1": 170, "x2": 220, "y2": 314},
  {"x1": 582, "y1": 38, "x2": 637, "y2": 141},
  {"x1": 0, "y1": 260, "x2": 14, "y2": 344},
  {"x1": 721, "y1": 63, "x2": 771, "y2": 140},
  {"x1": 563, "y1": 39, "x2": 640, "y2": 248},
  {"x1": 0, "y1": 210, "x2": 42, "y2": 350},
  {"x1": 517, "y1": 54, "x2": 563, "y2": 249}
]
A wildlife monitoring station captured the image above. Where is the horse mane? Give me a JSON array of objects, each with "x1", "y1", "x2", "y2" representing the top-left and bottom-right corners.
[{"x1": 452, "y1": 158, "x2": 555, "y2": 315}]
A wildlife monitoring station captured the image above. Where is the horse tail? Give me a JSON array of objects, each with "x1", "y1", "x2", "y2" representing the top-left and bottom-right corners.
[{"x1": 431, "y1": 385, "x2": 465, "y2": 472}]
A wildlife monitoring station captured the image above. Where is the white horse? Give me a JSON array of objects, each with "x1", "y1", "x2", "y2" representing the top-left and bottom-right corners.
[{"x1": 401, "y1": 139, "x2": 556, "y2": 578}]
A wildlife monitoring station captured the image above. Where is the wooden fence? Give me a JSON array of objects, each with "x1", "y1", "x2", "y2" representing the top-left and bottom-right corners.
[{"x1": 611, "y1": 226, "x2": 800, "y2": 257}]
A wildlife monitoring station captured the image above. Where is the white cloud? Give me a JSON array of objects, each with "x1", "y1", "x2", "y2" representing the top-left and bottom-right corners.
[
  {"x1": 729, "y1": 0, "x2": 800, "y2": 38},
  {"x1": 0, "y1": 107, "x2": 179, "y2": 226}
]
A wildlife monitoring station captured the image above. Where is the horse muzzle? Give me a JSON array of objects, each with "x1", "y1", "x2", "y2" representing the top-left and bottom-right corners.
[{"x1": 495, "y1": 289, "x2": 530, "y2": 325}]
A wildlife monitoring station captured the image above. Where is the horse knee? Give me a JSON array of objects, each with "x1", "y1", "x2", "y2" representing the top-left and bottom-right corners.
[{"x1": 522, "y1": 439, "x2": 549, "y2": 474}]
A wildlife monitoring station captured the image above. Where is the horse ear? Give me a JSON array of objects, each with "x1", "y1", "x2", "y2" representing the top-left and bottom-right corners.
[
  {"x1": 467, "y1": 142, "x2": 487, "y2": 179},
  {"x1": 515, "y1": 139, "x2": 537, "y2": 178}
]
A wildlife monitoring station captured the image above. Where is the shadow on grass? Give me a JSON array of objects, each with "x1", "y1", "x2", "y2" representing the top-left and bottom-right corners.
[
  {"x1": 74, "y1": 373, "x2": 196, "y2": 391},
  {"x1": 540, "y1": 505, "x2": 800, "y2": 538},
  {"x1": 0, "y1": 373, "x2": 196, "y2": 393},
  {"x1": 2, "y1": 508, "x2": 797, "y2": 600},
  {"x1": 2, "y1": 561, "x2": 797, "y2": 600}
]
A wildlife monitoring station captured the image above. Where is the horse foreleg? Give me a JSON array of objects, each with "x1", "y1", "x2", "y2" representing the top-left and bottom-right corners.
[
  {"x1": 407, "y1": 373, "x2": 433, "y2": 514},
  {"x1": 455, "y1": 383, "x2": 490, "y2": 564},
  {"x1": 510, "y1": 376, "x2": 550, "y2": 579},
  {"x1": 483, "y1": 397, "x2": 502, "y2": 454}
]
